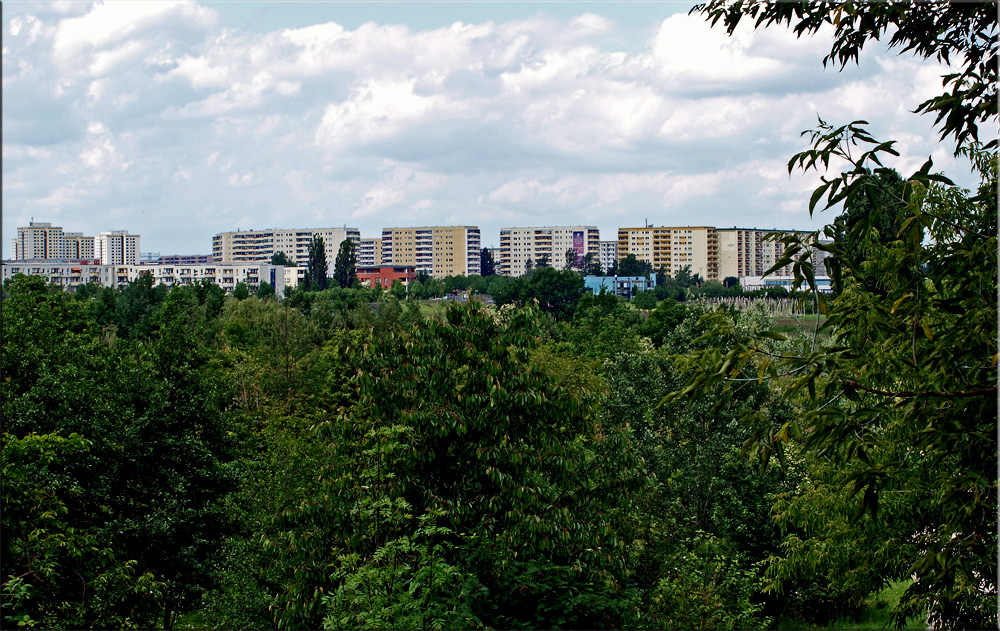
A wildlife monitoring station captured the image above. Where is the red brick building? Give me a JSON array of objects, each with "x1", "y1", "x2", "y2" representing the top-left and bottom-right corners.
[{"x1": 356, "y1": 265, "x2": 416, "y2": 288}]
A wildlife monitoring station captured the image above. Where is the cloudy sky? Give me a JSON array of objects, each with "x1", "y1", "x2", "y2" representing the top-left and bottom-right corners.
[{"x1": 2, "y1": 1, "x2": 977, "y2": 255}]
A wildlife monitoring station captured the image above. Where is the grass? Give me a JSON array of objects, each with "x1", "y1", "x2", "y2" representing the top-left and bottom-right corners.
[{"x1": 778, "y1": 581, "x2": 927, "y2": 630}]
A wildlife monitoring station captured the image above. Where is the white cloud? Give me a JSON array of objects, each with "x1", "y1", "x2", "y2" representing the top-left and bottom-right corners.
[
  {"x1": 315, "y1": 79, "x2": 447, "y2": 151},
  {"x1": 354, "y1": 164, "x2": 446, "y2": 217},
  {"x1": 53, "y1": 1, "x2": 215, "y2": 63}
]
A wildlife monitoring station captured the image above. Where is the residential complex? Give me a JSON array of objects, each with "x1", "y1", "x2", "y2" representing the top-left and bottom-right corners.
[
  {"x1": 10, "y1": 222, "x2": 139, "y2": 265},
  {"x1": 95, "y1": 230, "x2": 141, "y2": 265},
  {"x1": 1, "y1": 260, "x2": 286, "y2": 295},
  {"x1": 12, "y1": 221, "x2": 74, "y2": 260},
  {"x1": 212, "y1": 228, "x2": 360, "y2": 265},
  {"x1": 381, "y1": 226, "x2": 481, "y2": 278},
  {"x1": 6, "y1": 219, "x2": 829, "y2": 294},
  {"x1": 498, "y1": 226, "x2": 600, "y2": 276},
  {"x1": 617, "y1": 226, "x2": 719, "y2": 280}
]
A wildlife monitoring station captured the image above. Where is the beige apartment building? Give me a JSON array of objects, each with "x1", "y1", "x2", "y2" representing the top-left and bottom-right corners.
[
  {"x1": 381, "y1": 226, "x2": 481, "y2": 278},
  {"x1": 212, "y1": 228, "x2": 360, "y2": 266},
  {"x1": 11, "y1": 221, "x2": 68, "y2": 260},
  {"x1": 357, "y1": 238, "x2": 383, "y2": 268},
  {"x1": 617, "y1": 226, "x2": 719, "y2": 280},
  {"x1": 498, "y1": 226, "x2": 600, "y2": 276},
  {"x1": 95, "y1": 230, "x2": 141, "y2": 265},
  {"x1": 716, "y1": 228, "x2": 801, "y2": 279},
  {"x1": 64, "y1": 232, "x2": 96, "y2": 259}
]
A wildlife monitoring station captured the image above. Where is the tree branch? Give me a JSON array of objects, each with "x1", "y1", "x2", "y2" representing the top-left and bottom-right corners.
[{"x1": 843, "y1": 379, "x2": 997, "y2": 398}]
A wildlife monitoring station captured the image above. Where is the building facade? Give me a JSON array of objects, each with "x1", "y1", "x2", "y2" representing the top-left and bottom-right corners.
[
  {"x1": 617, "y1": 226, "x2": 719, "y2": 280},
  {"x1": 583, "y1": 275, "x2": 657, "y2": 298},
  {"x1": 63, "y1": 232, "x2": 96, "y2": 259},
  {"x1": 212, "y1": 228, "x2": 360, "y2": 266},
  {"x1": 2, "y1": 260, "x2": 285, "y2": 295},
  {"x1": 356, "y1": 265, "x2": 416, "y2": 289},
  {"x1": 717, "y1": 228, "x2": 800, "y2": 280},
  {"x1": 498, "y1": 226, "x2": 600, "y2": 276},
  {"x1": 357, "y1": 238, "x2": 383, "y2": 268},
  {"x1": 142, "y1": 254, "x2": 213, "y2": 265},
  {"x1": 95, "y1": 230, "x2": 141, "y2": 265},
  {"x1": 11, "y1": 221, "x2": 67, "y2": 260},
  {"x1": 598, "y1": 240, "x2": 618, "y2": 274},
  {"x1": 380, "y1": 226, "x2": 481, "y2": 278}
]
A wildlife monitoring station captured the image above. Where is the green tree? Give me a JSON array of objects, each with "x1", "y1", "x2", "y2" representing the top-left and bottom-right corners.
[
  {"x1": 617, "y1": 254, "x2": 652, "y2": 277},
  {"x1": 564, "y1": 246, "x2": 578, "y2": 270},
  {"x1": 268, "y1": 303, "x2": 649, "y2": 629},
  {"x1": 232, "y1": 281, "x2": 249, "y2": 300},
  {"x1": 255, "y1": 280, "x2": 274, "y2": 299},
  {"x1": 582, "y1": 251, "x2": 602, "y2": 276},
  {"x1": 333, "y1": 239, "x2": 357, "y2": 289},
  {"x1": 631, "y1": 289, "x2": 657, "y2": 310},
  {"x1": 669, "y1": 132, "x2": 997, "y2": 628},
  {"x1": 307, "y1": 235, "x2": 329, "y2": 291},
  {"x1": 271, "y1": 251, "x2": 297, "y2": 266},
  {"x1": 480, "y1": 247, "x2": 497, "y2": 276}
]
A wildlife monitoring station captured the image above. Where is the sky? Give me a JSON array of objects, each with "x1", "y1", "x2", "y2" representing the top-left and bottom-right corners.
[{"x1": 2, "y1": 1, "x2": 979, "y2": 255}]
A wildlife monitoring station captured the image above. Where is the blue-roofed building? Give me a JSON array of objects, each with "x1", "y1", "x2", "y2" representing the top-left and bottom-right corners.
[{"x1": 583, "y1": 275, "x2": 655, "y2": 298}]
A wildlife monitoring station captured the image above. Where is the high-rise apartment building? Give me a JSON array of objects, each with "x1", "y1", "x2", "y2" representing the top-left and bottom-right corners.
[
  {"x1": 357, "y1": 238, "x2": 383, "y2": 268},
  {"x1": 96, "y1": 230, "x2": 141, "y2": 265},
  {"x1": 12, "y1": 221, "x2": 66, "y2": 259},
  {"x1": 617, "y1": 226, "x2": 719, "y2": 280},
  {"x1": 717, "y1": 228, "x2": 831, "y2": 280},
  {"x1": 380, "y1": 226, "x2": 481, "y2": 278},
  {"x1": 64, "y1": 232, "x2": 96, "y2": 259},
  {"x1": 598, "y1": 240, "x2": 618, "y2": 274},
  {"x1": 212, "y1": 228, "x2": 360, "y2": 266},
  {"x1": 498, "y1": 226, "x2": 600, "y2": 276}
]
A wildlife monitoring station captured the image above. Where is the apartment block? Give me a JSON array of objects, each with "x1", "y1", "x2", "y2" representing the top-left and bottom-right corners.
[
  {"x1": 617, "y1": 226, "x2": 719, "y2": 280},
  {"x1": 716, "y1": 228, "x2": 804, "y2": 280},
  {"x1": 141, "y1": 254, "x2": 214, "y2": 265},
  {"x1": 2, "y1": 260, "x2": 285, "y2": 295},
  {"x1": 96, "y1": 230, "x2": 141, "y2": 265},
  {"x1": 598, "y1": 240, "x2": 618, "y2": 274},
  {"x1": 357, "y1": 238, "x2": 383, "y2": 268},
  {"x1": 12, "y1": 221, "x2": 67, "y2": 260},
  {"x1": 381, "y1": 226, "x2": 481, "y2": 278},
  {"x1": 64, "y1": 232, "x2": 96, "y2": 259},
  {"x1": 357, "y1": 265, "x2": 416, "y2": 289},
  {"x1": 212, "y1": 228, "x2": 360, "y2": 266},
  {"x1": 498, "y1": 226, "x2": 600, "y2": 276}
]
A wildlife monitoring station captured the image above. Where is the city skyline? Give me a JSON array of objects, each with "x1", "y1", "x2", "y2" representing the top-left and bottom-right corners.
[{"x1": 3, "y1": 1, "x2": 978, "y2": 255}]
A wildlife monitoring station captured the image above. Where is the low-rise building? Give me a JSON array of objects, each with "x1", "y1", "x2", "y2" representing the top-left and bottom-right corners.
[
  {"x1": 2, "y1": 260, "x2": 285, "y2": 295},
  {"x1": 583, "y1": 275, "x2": 656, "y2": 298},
  {"x1": 356, "y1": 265, "x2": 416, "y2": 289}
]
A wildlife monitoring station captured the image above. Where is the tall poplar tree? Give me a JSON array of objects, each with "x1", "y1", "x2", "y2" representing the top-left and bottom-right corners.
[
  {"x1": 332, "y1": 239, "x2": 357, "y2": 289},
  {"x1": 307, "y1": 236, "x2": 329, "y2": 291}
]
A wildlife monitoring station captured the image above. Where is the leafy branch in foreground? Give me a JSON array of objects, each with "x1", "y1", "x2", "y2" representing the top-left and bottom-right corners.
[{"x1": 664, "y1": 123, "x2": 997, "y2": 629}]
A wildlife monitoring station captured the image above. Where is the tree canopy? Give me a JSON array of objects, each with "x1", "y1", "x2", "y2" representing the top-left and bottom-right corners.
[
  {"x1": 332, "y1": 239, "x2": 357, "y2": 289},
  {"x1": 306, "y1": 235, "x2": 329, "y2": 291}
]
